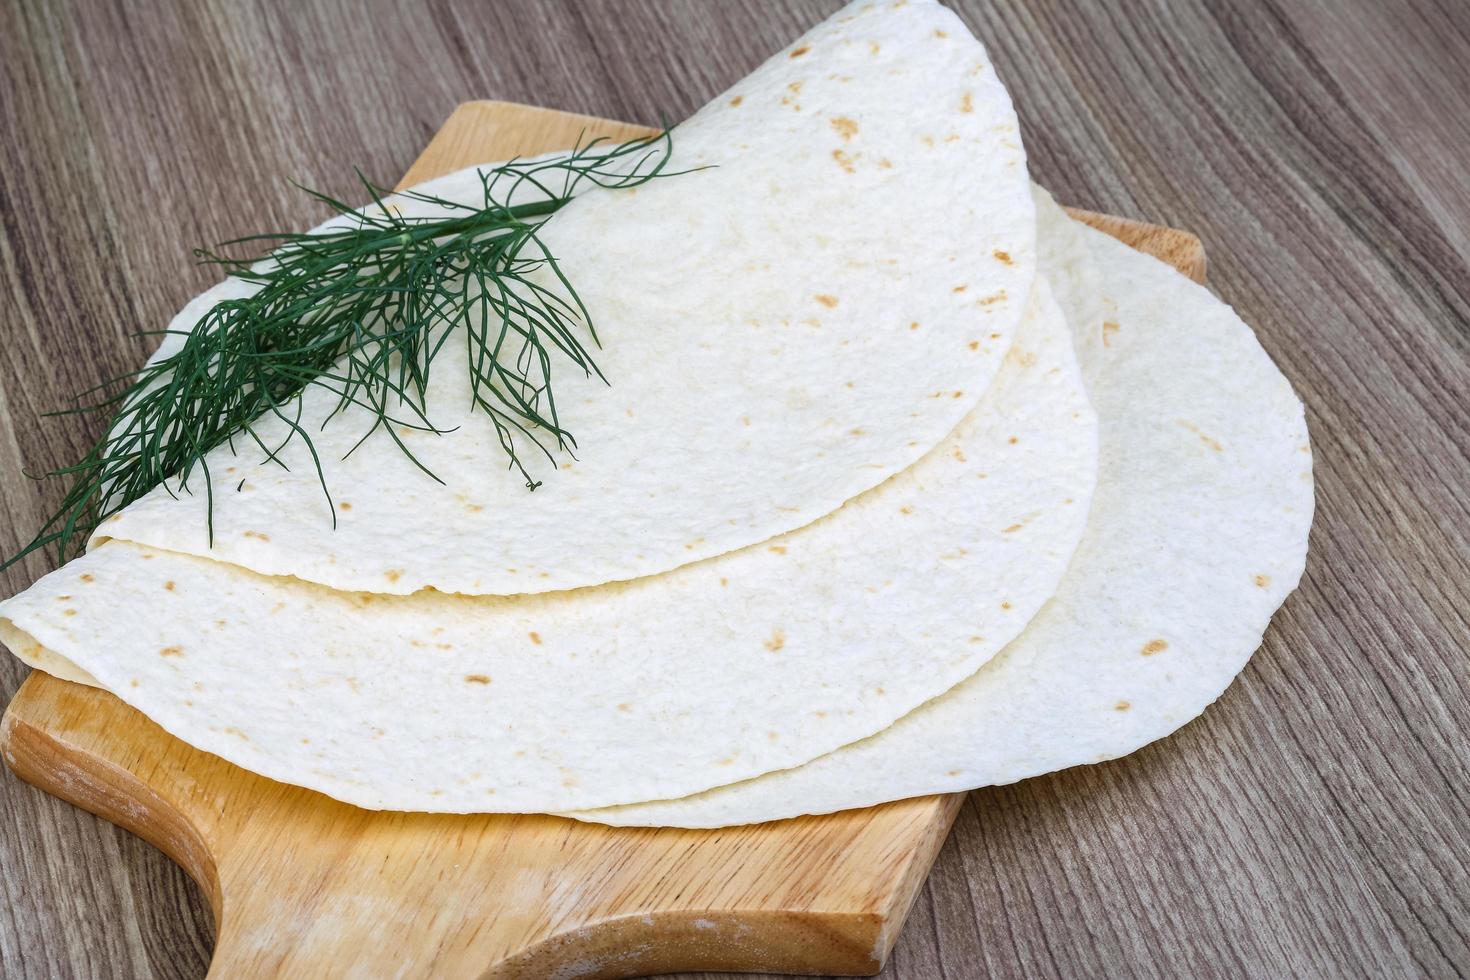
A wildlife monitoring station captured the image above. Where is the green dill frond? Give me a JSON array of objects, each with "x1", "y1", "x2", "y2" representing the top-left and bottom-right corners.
[{"x1": 4, "y1": 130, "x2": 681, "y2": 571}]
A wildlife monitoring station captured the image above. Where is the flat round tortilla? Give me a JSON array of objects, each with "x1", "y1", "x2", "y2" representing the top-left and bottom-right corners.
[
  {"x1": 0, "y1": 281, "x2": 1096, "y2": 812},
  {"x1": 97, "y1": 0, "x2": 1037, "y2": 597},
  {"x1": 571, "y1": 210, "x2": 1314, "y2": 827}
]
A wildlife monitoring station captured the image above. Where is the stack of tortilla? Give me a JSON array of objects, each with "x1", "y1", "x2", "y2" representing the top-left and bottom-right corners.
[{"x1": 0, "y1": 0, "x2": 1312, "y2": 827}]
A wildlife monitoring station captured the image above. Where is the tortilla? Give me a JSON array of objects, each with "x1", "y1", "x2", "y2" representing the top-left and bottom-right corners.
[
  {"x1": 96, "y1": 0, "x2": 1037, "y2": 597},
  {"x1": 0, "y1": 280, "x2": 1096, "y2": 812},
  {"x1": 1031, "y1": 188, "x2": 1109, "y2": 364},
  {"x1": 571, "y1": 209, "x2": 1314, "y2": 827}
]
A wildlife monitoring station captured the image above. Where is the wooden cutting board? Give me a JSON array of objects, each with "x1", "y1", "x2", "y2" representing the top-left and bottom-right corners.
[{"x1": 0, "y1": 101, "x2": 1205, "y2": 979}]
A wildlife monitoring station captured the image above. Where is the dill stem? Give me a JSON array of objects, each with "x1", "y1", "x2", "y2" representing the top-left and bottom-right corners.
[{"x1": 3, "y1": 130, "x2": 681, "y2": 571}]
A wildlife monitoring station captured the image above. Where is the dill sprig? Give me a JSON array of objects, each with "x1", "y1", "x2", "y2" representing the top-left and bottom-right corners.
[{"x1": 4, "y1": 130, "x2": 679, "y2": 571}]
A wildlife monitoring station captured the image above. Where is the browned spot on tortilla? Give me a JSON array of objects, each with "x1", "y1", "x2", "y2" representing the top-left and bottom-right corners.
[
  {"x1": 1002, "y1": 524, "x2": 1024, "y2": 534},
  {"x1": 953, "y1": 448, "x2": 967, "y2": 462},
  {"x1": 1115, "y1": 700, "x2": 1131, "y2": 712},
  {"x1": 968, "y1": 340, "x2": 980, "y2": 351},
  {"x1": 978, "y1": 290, "x2": 1007, "y2": 306},
  {"x1": 910, "y1": 321, "x2": 921, "y2": 330},
  {"x1": 878, "y1": 158, "x2": 893, "y2": 169},
  {"x1": 830, "y1": 116, "x2": 859, "y2": 140},
  {"x1": 815, "y1": 293, "x2": 839, "y2": 308},
  {"x1": 869, "y1": 41, "x2": 881, "y2": 54},
  {"x1": 934, "y1": 28, "x2": 948, "y2": 38},
  {"x1": 338, "y1": 501, "x2": 352, "y2": 512},
  {"x1": 769, "y1": 545, "x2": 788, "y2": 555},
  {"x1": 1255, "y1": 574, "x2": 1272, "y2": 588},
  {"x1": 787, "y1": 81, "x2": 803, "y2": 94},
  {"x1": 1001, "y1": 601, "x2": 1013, "y2": 610},
  {"x1": 720, "y1": 577, "x2": 728, "y2": 586},
  {"x1": 215, "y1": 619, "x2": 227, "y2": 629},
  {"x1": 80, "y1": 573, "x2": 94, "y2": 583},
  {"x1": 832, "y1": 148, "x2": 856, "y2": 173},
  {"x1": 922, "y1": 134, "x2": 935, "y2": 147},
  {"x1": 1103, "y1": 320, "x2": 1121, "y2": 346},
  {"x1": 164, "y1": 581, "x2": 176, "y2": 591},
  {"x1": 993, "y1": 249, "x2": 1013, "y2": 265},
  {"x1": 789, "y1": 44, "x2": 810, "y2": 58},
  {"x1": 764, "y1": 630, "x2": 787, "y2": 652},
  {"x1": 129, "y1": 678, "x2": 140, "y2": 688},
  {"x1": 969, "y1": 635, "x2": 985, "y2": 643},
  {"x1": 900, "y1": 506, "x2": 914, "y2": 515},
  {"x1": 464, "y1": 674, "x2": 491, "y2": 685},
  {"x1": 729, "y1": 95, "x2": 743, "y2": 107},
  {"x1": 1142, "y1": 639, "x2": 1168, "y2": 656},
  {"x1": 618, "y1": 702, "x2": 632, "y2": 713},
  {"x1": 436, "y1": 643, "x2": 452, "y2": 651},
  {"x1": 1008, "y1": 436, "x2": 1019, "y2": 445},
  {"x1": 528, "y1": 631, "x2": 542, "y2": 645},
  {"x1": 953, "y1": 390, "x2": 964, "y2": 398},
  {"x1": 159, "y1": 646, "x2": 184, "y2": 658},
  {"x1": 243, "y1": 530, "x2": 270, "y2": 541},
  {"x1": 960, "y1": 92, "x2": 974, "y2": 113},
  {"x1": 875, "y1": 687, "x2": 885, "y2": 695},
  {"x1": 55, "y1": 595, "x2": 71, "y2": 601},
  {"x1": 384, "y1": 569, "x2": 403, "y2": 583},
  {"x1": 63, "y1": 608, "x2": 77, "y2": 617},
  {"x1": 1179, "y1": 421, "x2": 1224, "y2": 452},
  {"x1": 466, "y1": 503, "x2": 484, "y2": 513},
  {"x1": 848, "y1": 428, "x2": 868, "y2": 437},
  {"x1": 953, "y1": 284, "x2": 968, "y2": 293}
]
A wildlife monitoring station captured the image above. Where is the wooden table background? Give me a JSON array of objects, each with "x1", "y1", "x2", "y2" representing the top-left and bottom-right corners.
[{"x1": 0, "y1": 0, "x2": 1466, "y2": 977}]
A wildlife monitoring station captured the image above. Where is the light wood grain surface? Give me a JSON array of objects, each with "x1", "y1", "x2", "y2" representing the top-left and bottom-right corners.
[
  {"x1": 3, "y1": 670, "x2": 964, "y2": 979},
  {"x1": 0, "y1": 2, "x2": 1466, "y2": 979}
]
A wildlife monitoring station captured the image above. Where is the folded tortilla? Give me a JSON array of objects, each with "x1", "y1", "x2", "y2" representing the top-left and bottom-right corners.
[
  {"x1": 97, "y1": 0, "x2": 1037, "y2": 597},
  {"x1": 0, "y1": 278, "x2": 1096, "y2": 812},
  {"x1": 571, "y1": 200, "x2": 1314, "y2": 827}
]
